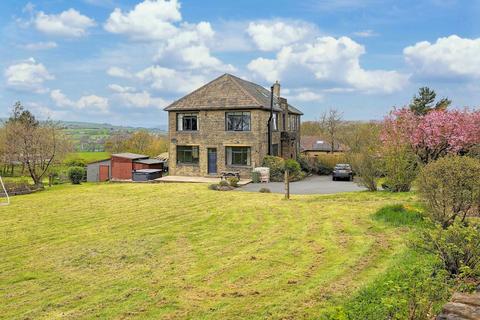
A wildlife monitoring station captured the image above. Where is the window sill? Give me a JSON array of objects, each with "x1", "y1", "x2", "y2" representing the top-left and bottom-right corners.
[
  {"x1": 226, "y1": 130, "x2": 251, "y2": 132},
  {"x1": 176, "y1": 130, "x2": 199, "y2": 133},
  {"x1": 226, "y1": 164, "x2": 252, "y2": 168},
  {"x1": 176, "y1": 163, "x2": 200, "y2": 166}
]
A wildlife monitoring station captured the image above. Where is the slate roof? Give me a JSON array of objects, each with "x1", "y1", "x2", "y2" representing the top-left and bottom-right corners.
[
  {"x1": 164, "y1": 73, "x2": 303, "y2": 115},
  {"x1": 111, "y1": 153, "x2": 149, "y2": 160},
  {"x1": 301, "y1": 136, "x2": 347, "y2": 152}
]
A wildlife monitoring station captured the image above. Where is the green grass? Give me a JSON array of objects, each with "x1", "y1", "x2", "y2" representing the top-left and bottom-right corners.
[
  {"x1": 65, "y1": 152, "x2": 110, "y2": 163},
  {"x1": 0, "y1": 185, "x2": 425, "y2": 319},
  {"x1": 373, "y1": 203, "x2": 425, "y2": 227}
]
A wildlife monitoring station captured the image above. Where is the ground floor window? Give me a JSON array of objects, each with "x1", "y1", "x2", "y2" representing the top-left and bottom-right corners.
[
  {"x1": 177, "y1": 146, "x2": 199, "y2": 164},
  {"x1": 226, "y1": 146, "x2": 251, "y2": 166}
]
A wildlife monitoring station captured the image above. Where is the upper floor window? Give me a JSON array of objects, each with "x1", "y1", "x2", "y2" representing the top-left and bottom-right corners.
[
  {"x1": 272, "y1": 112, "x2": 279, "y2": 131},
  {"x1": 177, "y1": 113, "x2": 198, "y2": 131},
  {"x1": 177, "y1": 146, "x2": 199, "y2": 164},
  {"x1": 226, "y1": 112, "x2": 251, "y2": 131},
  {"x1": 289, "y1": 114, "x2": 299, "y2": 131}
]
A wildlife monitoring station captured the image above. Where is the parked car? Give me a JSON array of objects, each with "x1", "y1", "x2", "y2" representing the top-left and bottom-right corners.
[{"x1": 332, "y1": 164, "x2": 353, "y2": 181}]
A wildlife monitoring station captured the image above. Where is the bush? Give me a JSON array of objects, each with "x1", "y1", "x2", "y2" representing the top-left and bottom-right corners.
[
  {"x1": 219, "y1": 180, "x2": 230, "y2": 187},
  {"x1": 251, "y1": 171, "x2": 261, "y2": 183},
  {"x1": 348, "y1": 152, "x2": 381, "y2": 191},
  {"x1": 67, "y1": 166, "x2": 86, "y2": 184},
  {"x1": 262, "y1": 156, "x2": 285, "y2": 181},
  {"x1": 298, "y1": 154, "x2": 346, "y2": 175},
  {"x1": 417, "y1": 156, "x2": 480, "y2": 228},
  {"x1": 65, "y1": 158, "x2": 87, "y2": 167},
  {"x1": 227, "y1": 177, "x2": 239, "y2": 187},
  {"x1": 373, "y1": 204, "x2": 424, "y2": 227},
  {"x1": 415, "y1": 222, "x2": 480, "y2": 278},
  {"x1": 382, "y1": 145, "x2": 418, "y2": 192},
  {"x1": 208, "y1": 184, "x2": 219, "y2": 191},
  {"x1": 259, "y1": 187, "x2": 271, "y2": 193}
]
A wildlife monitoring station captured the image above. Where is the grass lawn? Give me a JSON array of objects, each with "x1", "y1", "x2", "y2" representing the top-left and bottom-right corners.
[
  {"x1": 65, "y1": 151, "x2": 111, "y2": 164},
  {"x1": 0, "y1": 183, "x2": 421, "y2": 319}
]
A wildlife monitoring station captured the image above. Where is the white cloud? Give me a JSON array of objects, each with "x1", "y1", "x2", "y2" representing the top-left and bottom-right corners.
[
  {"x1": 247, "y1": 20, "x2": 316, "y2": 51},
  {"x1": 135, "y1": 65, "x2": 208, "y2": 93},
  {"x1": 104, "y1": 0, "x2": 181, "y2": 40},
  {"x1": 107, "y1": 66, "x2": 133, "y2": 78},
  {"x1": 287, "y1": 89, "x2": 324, "y2": 102},
  {"x1": 51, "y1": 89, "x2": 109, "y2": 113},
  {"x1": 404, "y1": 35, "x2": 480, "y2": 79},
  {"x1": 104, "y1": 1, "x2": 230, "y2": 72},
  {"x1": 248, "y1": 36, "x2": 408, "y2": 93},
  {"x1": 34, "y1": 8, "x2": 96, "y2": 37},
  {"x1": 23, "y1": 41, "x2": 58, "y2": 50},
  {"x1": 352, "y1": 29, "x2": 378, "y2": 38},
  {"x1": 4, "y1": 57, "x2": 54, "y2": 93},
  {"x1": 108, "y1": 84, "x2": 168, "y2": 108}
]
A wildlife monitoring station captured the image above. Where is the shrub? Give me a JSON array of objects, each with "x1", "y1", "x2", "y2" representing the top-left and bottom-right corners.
[
  {"x1": 208, "y1": 184, "x2": 219, "y2": 191},
  {"x1": 262, "y1": 156, "x2": 285, "y2": 181},
  {"x1": 415, "y1": 222, "x2": 480, "y2": 277},
  {"x1": 65, "y1": 158, "x2": 87, "y2": 167},
  {"x1": 259, "y1": 187, "x2": 271, "y2": 193},
  {"x1": 373, "y1": 204, "x2": 424, "y2": 227},
  {"x1": 417, "y1": 156, "x2": 480, "y2": 228},
  {"x1": 227, "y1": 177, "x2": 239, "y2": 187},
  {"x1": 382, "y1": 145, "x2": 418, "y2": 192},
  {"x1": 219, "y1": 180, "x2": 230, "y2": 187},
  {"x1": 298, "y1": 154, "x2": 347, "y2": 175},
  {"x1": 348, "y1": 152, "x2": 380, "y2": 191},
  {"x1": 251, "y1": 171, "x2": 261, "y2": 183},
  {"x1": 67, "y1": 166, "x2": 86, "y2": 184}
]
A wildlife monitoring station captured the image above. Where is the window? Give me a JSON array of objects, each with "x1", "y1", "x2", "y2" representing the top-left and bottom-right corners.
[
  {"x1": 272, "y1": 144, "x2": 279, "y2": 156},
  {"x1": 226, "y1": 112, "x2": 251, "y2": 131},
  {"x1": 226, "y1": 147, "x2": 251, "y2": 166},
  {"x1": 272, "y1": 112, "x2": 278, "y2": 131},
  {"x1": 177, "y1": 146, "x2": 199, "y2": 164},
  {"x1": 177, "y1": 113, "x2": 198, "y2": 131},
  {"x1": 289, "y1": 115, "x2": 299, "y2": 131}
]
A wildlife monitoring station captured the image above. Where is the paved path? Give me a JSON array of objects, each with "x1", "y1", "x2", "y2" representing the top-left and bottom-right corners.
[{"x1": 239, "y1": 175, "x2": 366, "y2": 195}]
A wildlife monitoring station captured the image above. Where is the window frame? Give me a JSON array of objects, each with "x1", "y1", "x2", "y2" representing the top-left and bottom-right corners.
[
  {"x1": 176, "y1": 113, "x2": 199, "y2": 131},
  {"x1": 225, "y1": 146, "x2": 251, "y2": 166},
  {"x1": 176, "y1": 145, "x2": 200, "y2": 165},
  {"x1": 272, "y1": 112, "x2": 279, "y2": 131},
  {"x1": 225, "y1": 112, "x2": 251, "y2": 132}
]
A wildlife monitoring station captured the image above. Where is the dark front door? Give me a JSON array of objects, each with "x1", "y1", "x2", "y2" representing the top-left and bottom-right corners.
[{"x1": 207, "y1": 148, "x2": 217, "y2": 174}]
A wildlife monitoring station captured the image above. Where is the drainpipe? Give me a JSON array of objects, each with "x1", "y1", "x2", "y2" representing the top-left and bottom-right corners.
[{"x1": 267, "y1": 85, "x2": 274, "y2": 156}]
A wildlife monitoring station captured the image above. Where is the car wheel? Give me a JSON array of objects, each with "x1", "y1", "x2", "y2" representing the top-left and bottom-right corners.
[
  {"x1": 349, "y1": 175, "x2": 353, "y2": 181},
  {"x1": 332, "y1": 176, "x2": 336, "y2": 181}
]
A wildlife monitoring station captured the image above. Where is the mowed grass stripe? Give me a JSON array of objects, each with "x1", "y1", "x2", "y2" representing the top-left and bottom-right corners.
[{"x1": 0, "y1": 183, "x2": 416, "y2": 319}]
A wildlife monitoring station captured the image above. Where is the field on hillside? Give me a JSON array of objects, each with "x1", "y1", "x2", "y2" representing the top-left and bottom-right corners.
[
  {"x1": 0, "y1": 183, "x2": 439, "y2": 319},
  {"x1": 65, "y1": 151, "x2": 111, "y2": 163}
]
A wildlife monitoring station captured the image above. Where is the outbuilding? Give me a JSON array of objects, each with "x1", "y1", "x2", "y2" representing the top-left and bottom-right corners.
[
  {"x1": 111, "y1": 153, "x2": 165, "y2": 181},
  {"x1": 86, "y1": 159, "x2": 111, "y2": 182}
]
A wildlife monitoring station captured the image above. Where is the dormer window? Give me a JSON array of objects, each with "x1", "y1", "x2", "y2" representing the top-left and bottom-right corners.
[{"x1": 177, "y1": 113, "x2": 198, "y2": 131}]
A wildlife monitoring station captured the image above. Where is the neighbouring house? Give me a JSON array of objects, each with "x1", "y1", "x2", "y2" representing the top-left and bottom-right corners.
[
  {"x1": 87, "y1": 153, "x2": 164, "y2": 182},
  {"x1": 300, "y1": 136, "x2": 347, "y2": 157},
  {"x1": 164, "y1": 73, "x2": 303, "y2": 178}
]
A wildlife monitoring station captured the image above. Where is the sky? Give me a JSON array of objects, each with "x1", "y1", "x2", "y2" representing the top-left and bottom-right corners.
[{"x1": 1, "y1": 0, "x2": 480, "y2": 127}]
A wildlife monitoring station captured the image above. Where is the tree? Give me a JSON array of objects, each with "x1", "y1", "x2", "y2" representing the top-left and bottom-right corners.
[
  {"x1": 344, "y1": 122, "x2": 382, "y2": 191},
  {"x1": 382, "y1": 108, "x2": 480, "y2": 164},
  {"x1": 320, "y1": 108, "x2": 343, "y2": 153},
  {"x1": 4, "y1": 102, "x2": 71, "y2": 187},
  {"x1": 105, "y1": 130, "x2": 168, "y2": 157},
  {"x1": 409, "y1": 87, "x2": 451, "y2": 115}
]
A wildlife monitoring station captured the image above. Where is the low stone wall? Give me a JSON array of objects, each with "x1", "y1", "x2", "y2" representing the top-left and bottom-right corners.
[{"x1": 436, "y1": 291, "x2": 480, "y2": 320}]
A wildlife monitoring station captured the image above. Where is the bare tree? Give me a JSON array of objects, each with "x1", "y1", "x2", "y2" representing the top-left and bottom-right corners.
[
  {"x1": 5, "y1": 102, "x2": 71, "y2": 187},
  {"x1": 320, "y1": 108, "x2": 343, "y2": 153}
]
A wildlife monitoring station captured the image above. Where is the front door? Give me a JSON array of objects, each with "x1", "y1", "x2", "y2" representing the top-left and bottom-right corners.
[{"x1": 207, "y1": 148, "x2": 217, "y2": 174}]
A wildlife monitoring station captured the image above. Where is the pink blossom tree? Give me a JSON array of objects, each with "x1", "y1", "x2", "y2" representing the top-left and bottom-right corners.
[{"x1": 382, "y1": 108, "x2": 480, "y2": 164}]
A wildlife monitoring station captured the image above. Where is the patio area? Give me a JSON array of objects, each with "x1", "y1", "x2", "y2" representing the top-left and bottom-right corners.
[{"x1": 156, "y1": 175, "x2": 251, "y2": 186}]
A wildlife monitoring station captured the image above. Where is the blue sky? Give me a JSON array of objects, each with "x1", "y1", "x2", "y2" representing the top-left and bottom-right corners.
[{"x1": 1, "y1": 0, "x2": 480, "y2": 127}]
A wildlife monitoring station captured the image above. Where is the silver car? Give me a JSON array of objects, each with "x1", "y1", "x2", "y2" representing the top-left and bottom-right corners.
[{"x1": 332, "y1": 164, "x2": 353, "y2": 181}]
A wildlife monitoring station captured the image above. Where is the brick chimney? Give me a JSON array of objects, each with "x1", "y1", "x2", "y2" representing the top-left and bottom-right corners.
[{"x1": 272, "y1": 80, "x2": 280, "y2": 97}]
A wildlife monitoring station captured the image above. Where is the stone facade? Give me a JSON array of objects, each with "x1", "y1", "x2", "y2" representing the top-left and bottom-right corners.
[{"x1": 168, "y1": 109, "x2": 300, "y2": 178}]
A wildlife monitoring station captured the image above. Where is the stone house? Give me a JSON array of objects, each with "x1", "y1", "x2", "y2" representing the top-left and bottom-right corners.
[{"x1": 164, "y1": 73, "x2": 303, "y2": 178}]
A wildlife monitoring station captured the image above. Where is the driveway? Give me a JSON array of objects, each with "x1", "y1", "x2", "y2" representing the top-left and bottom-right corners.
[{"x1": 239, "y1": 175, "x2": 366, "y2": 195}]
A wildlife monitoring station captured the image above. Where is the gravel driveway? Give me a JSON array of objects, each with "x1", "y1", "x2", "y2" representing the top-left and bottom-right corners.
[{"x1": 239, "y1": 175, "x2": 366, "y2": 195}]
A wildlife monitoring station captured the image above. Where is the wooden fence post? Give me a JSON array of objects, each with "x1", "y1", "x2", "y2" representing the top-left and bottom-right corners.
[{"x1": 284, "y1": 169, "x2": 290, "y2": 200}]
